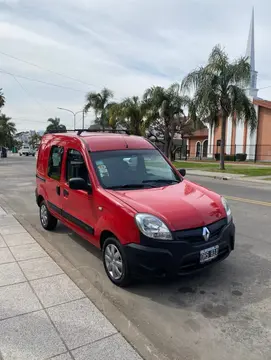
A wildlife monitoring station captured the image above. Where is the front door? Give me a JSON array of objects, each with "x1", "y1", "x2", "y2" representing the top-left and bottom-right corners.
[
  {"x1": 61, "y1": 148, "x2": 96, "y2": 244},
  {"x1": 46, "y1": 145, "x2": 64, "y2": 217}
]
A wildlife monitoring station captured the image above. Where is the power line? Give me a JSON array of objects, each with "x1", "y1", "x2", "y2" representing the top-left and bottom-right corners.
[
  {"x1": 13, "y1": 118, "x2": 47, "y2": 124},
  {"x1": 0, "y1": 69, "x2": 87, "y2": 93},
  {"x1": 2, "y1": 50, "x2": 271, "y2": 98},
  {"x1": 257, "y1": 84, "x2": 271, "y2": 90},
  {"x1": 0, "y1": 50, "x2": 97, "y2": 88},
  {"x1": 11, "y1": 75, "x2": 50, "y2": 114}
]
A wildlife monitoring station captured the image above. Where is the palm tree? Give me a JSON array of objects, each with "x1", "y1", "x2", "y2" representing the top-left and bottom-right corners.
[
  {"x1": 143, "y1": 84, "x2": 190, "y2": 158},
  {"x1": 0, "y1": 89, "x2": 5, "y2": 109},
  {"x1": 29, "y1": 131, "x2": 42, "y2": 149},
  {"x1": 0, "y1": 114, "x2": 16, "y2": 148},
  {"x1": 108, "y1": 102, "x2": 124, "y2": 131},
  {"x1": 84, "y1": 88, "x2": 114, "y2": 131},
  {"x1": 181, "y1": 44, "x2": 257, "y2": 170},
  {"x1": 119, "y1": 96, "x2": 150, "y2": 136},
  {"x1": 45, "y1": 118, "x2": 66, "y2": 133}
]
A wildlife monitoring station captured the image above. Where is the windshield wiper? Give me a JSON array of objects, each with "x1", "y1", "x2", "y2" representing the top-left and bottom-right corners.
[
  {"x1": 106, "y1": 183, "x2": 151, "y2": 190},
  {"x1": 142, "y1": 179, "x2": 180, "y2": 184}
]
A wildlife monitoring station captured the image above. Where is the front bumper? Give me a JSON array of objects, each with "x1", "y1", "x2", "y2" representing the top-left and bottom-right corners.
[{"x1": 124, "y1": 220, "x2": 235, "y2": 278}]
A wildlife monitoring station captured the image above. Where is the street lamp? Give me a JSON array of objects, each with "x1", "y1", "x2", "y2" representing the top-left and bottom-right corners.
[{"x1": 57, "y1": 107, "x2": 85, "y2": 130}]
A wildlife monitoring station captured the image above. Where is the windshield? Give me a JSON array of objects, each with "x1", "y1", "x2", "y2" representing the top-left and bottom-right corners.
[{"x1": 90, "y1": 149, "x2": 181, "y2": 190}]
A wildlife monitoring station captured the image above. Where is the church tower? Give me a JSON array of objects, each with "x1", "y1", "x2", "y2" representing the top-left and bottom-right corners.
[{"x1": 246, "y1": 7, "x2": 258, "y2": 98}]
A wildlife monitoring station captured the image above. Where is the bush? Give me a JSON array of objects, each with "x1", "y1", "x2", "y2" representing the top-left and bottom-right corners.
[
  {"x1": 215, "y1": 153, "x2": 236, "y2": 161},
  {"x1": 225, "y1": 155, "x2": 236, "y2": 161},
  {"x1": 236, "y1": 153, "x2": 247, "y2": 161}
]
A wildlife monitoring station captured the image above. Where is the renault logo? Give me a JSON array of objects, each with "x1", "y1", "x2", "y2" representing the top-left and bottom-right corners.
[{"x1": 202, "y1": 227, "x2": 210, "y2": 241}]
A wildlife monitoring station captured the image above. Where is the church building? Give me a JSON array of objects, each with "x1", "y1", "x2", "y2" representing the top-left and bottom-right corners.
[{"x1": 186, "y1": 8, "x2": 271, "y2": 162}]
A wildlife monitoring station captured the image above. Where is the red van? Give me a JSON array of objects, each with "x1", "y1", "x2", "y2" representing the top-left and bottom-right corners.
[{"x1": 35, "y1": 130, "x2": 235, "y2": 287}]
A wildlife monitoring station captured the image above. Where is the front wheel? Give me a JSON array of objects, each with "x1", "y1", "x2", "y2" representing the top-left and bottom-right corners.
[
  {"x1": 40, "y1": 201, "x2": 58, "y2": 230},
  {"x1": 102, "y1": 237, "x2": 132, "y2": 287}
]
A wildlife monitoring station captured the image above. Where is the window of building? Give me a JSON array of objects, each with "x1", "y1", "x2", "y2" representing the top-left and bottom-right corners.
[{"x1": 48, "y1": 145, "x2": 64, "y2": 180}]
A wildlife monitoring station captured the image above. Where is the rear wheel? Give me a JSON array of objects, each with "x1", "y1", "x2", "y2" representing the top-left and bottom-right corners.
[
  {"x1": 40, "y1": 201, "x2": 58, "y2": 230},
  {"x1": 102, "y1": 237, "x2": 131, "y2": 287}
]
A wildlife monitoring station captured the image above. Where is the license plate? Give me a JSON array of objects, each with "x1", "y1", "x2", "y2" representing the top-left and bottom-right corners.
[{"x1": 200, "y1": 245, "x2": 219, "y2": 264}]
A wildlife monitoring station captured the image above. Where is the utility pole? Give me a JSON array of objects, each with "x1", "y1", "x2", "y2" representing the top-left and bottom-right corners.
[{"x1": 82, "y1": 111, "x2": 85, "y2": 129}]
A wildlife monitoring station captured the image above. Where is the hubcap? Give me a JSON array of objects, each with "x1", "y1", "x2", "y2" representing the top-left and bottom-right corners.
[
  {"x1": 104, "y1": 244, "x2": 123, "y2": 280},
  {"x1": 40, "y1": 204, "x2": 48, "y2": 227}
]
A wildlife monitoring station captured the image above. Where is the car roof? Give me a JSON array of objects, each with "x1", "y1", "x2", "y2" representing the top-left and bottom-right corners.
[{"x1": 42, "y1": 132, "x2": 154, "y2": 152}]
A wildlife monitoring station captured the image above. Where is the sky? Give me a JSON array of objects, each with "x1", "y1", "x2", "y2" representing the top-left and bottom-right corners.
[{"x1": 0, "y1": 0, "x2": 271, "y2": 132}]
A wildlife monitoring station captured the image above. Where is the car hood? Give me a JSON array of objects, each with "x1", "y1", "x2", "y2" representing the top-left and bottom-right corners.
[{"x1": 108, "y1": 180, "x2": 226, "y2": 231}]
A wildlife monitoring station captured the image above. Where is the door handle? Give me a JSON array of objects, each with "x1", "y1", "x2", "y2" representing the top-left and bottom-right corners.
[
  {"x1": 56, "y1": 186, "x2": 60, "y2": 196},
  {"x1": 63, "y1": 189, "x2": 69, "y2": 197}
]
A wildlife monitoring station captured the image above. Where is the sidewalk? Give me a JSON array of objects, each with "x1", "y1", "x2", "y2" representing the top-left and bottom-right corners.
[
  {"x1": 0, "y1": 206, "x2": 142, "y2": 360},
  {"x1": 186, "y1": 169, "x2": 271, "y2": 183}
]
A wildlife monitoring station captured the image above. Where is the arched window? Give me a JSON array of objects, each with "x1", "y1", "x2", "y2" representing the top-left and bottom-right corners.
[
  {"x1": 202, "y1": 139, "x2": 208, "y2": 157},
  {"x1": 195, "y1": 141, "x2": 201, "y2": 158}
]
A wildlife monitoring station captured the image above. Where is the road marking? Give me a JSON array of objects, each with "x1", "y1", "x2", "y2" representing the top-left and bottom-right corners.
[{"x1": 225, "y1": 195, "x2": 271, "y2": 207}]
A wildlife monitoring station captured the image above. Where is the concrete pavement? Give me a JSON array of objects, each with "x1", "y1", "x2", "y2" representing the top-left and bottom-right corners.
[
  {"x1": 0, "y1": 206, "x2": 142, "y2": 360},
  {"x1": 1, "y1": 156, "x2": 271, "y2": 360}
]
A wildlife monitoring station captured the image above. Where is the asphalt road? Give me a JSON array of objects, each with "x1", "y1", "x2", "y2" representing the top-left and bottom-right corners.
[{"x1": 1, "y1": 156, "x2": 271, "y2": 360}]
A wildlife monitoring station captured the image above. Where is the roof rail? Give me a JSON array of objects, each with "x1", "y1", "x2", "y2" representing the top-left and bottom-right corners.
[
  {"x1": 45, "y1": 129, "x2": 73, "y2": 134},
  {"x1": 75, "y1": 129, "x2": 130, "y2": 136},
  {"x1": 45, "y1": 128, "x2": 130, "y2": 136}
]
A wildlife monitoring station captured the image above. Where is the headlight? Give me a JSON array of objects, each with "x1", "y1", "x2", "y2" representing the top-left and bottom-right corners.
[
  {"x1": 135, "y1": 213, "x2": 172, "y2": 240},
  {"x1": 221, "y1": 196, "x2": 232, "y2": 223}
]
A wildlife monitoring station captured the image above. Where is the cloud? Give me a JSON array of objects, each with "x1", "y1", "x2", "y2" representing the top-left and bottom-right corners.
[{"x1": 0, "y1": 0, "x2": 271, "y2": 131}]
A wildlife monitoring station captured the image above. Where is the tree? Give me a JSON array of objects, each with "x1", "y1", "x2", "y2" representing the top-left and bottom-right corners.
[
  {"x1": 119, "y1": 96, "x2": 150, "y2": 136},
  {"x1": 84, "y1": 88, "x2": 114, "y2": 131},
  {"x1": 45, "y1": 118, "x2": 66, "y2": 133},
  {"x1": 29, "y1": 131, "x2": 42, "y2": 149},
  {"x1": 181, "y1": 44, "x2": 257, "y2": 170},
  {"x1": 0, "y1": 114, "x2": 17, "y2": 148},
  {"x1": 108, "y1": 102, "x2": 124, "y2": 130},
  {"x1": 143, "y1": 84, "x2": 190, "y2": 158},
  {"x1": 0, "y1": 89, "x2": 5, "y2": 109}
]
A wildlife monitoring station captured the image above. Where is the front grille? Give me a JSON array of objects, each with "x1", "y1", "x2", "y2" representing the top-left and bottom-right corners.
[{"x1": 173, "y1": 218, "x2": 227, "y2": 244}]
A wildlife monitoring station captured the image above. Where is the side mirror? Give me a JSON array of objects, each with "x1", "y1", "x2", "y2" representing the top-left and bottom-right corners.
[
  {"x1": 178, "y1": 168, "x2": 186, "y2": 177},
  {"x1": 69, "y1": 177, "x2": 92, "y2": 193}
]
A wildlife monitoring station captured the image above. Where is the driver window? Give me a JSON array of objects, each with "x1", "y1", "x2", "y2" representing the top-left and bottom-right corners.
[{"x1": 66, "y1": 149, "x2": 90, "y2": 185}]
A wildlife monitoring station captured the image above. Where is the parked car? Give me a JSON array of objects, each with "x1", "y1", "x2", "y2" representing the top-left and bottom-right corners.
[
  {"x1": 0, "y1": 146, "x2": 7, "y2": 158},
  {"x1": 35, "y1": 130, "x2": 235, "y2": 287},
  {"x1": 19, "y1": 145, "x2": 35, "y2": 156}
]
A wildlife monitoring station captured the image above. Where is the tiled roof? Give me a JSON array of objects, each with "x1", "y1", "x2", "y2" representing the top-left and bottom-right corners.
[
  {"x1": 253, "y1": 98, "x2": 271, "y2": 110},
  {"x1": 183, "y1": 128, "x2": 208, "y2": 138}
]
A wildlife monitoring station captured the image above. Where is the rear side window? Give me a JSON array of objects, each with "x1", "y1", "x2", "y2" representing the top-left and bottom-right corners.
[{"x1": 48, "y1": 145, "x2": 64, "y2": 180}]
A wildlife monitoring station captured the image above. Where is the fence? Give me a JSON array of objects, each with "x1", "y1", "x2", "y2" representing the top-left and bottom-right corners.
[{"x1": 174, "y1": 144, "x2": 271, "y2": 162}]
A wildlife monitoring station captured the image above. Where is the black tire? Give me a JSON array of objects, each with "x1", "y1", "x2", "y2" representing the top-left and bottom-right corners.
[
  {"x1": 19, "y1": 153, "x2": 22, "y2": 156},
  {"x1": 39, "y1": 200, "x2": 58, "y2": 231},
  {"x1": 102, "y1": 237, "x2": 132, "y2": 287}
]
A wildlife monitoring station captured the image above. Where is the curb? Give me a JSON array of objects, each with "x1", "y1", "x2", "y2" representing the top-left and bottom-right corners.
[
  {"x1": 186, "y1": 172, "x2": 271, "y2": 184},
  {"x1": 186, "y1": 172, "x2": 231, "y2": 181}
]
